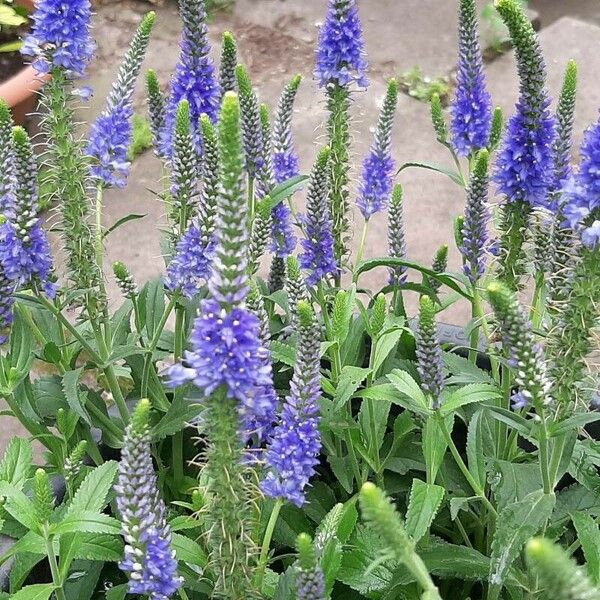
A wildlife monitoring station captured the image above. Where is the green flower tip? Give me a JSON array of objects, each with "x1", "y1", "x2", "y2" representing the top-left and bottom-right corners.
[
  {"x1": 419, "y1": 294, "x2": 436, "y2": 319},
  {"x1": 223, "y1": 31, "x2": 236, "y2": 47},
  {"x1": 290, "y1": 74, "x2": 303, "y2": 90},
  {"x1": 12, "y1": 126, "x2": 28, "y2": 146},
  {"x1": 235, "y1": 64, "x2": 252, "y2": 95},
  {"x1": 296, "y1": 300, "x2": 314, "y2": 329},
  {"x1": 296, "y1": 533, "x2": 316, "y2": 570},
  {"x1": 221, "y1": 91, "x2": 240, "y2": 113},
  {"x1": 316, "y1": 145, "x2": 331, "y2": 169},
  {"x1": 131, "y1": 398, "x2": 151, "y2": 435},
  {"x1": 200, "y1": 113, "x2": 216, "y2": 137},
  {"x1": 259, "y1": 103, "x2": 270, "y2": 127},
  {"x1": 176, "y1": 99, "x2": 191, "y2": 130},
  {"x1": 387, "y1": 77, "x2": 399, "y2": 97},
  {"x1": 359, "y1": 481, "x2": 379, "y2": 506},
  {"x1": 0, "y1": 99, "x2": 12, "y2": 122},
  {"x1": 391, "y1": 184, "x2": 403, "y2": 205},
  {"x1": 286, "y1": 255, "x2": 300, "y2": 279},
  {"x1": 486, "y1": 281, "x2": 514, "y2": 312},
  {"x1": 473, "y1": 148, "x2": 490, "y2": 177},
  {"x1": 112, "y1": 261, "x2": 129, "y2": 279},
  {"x1": 141, "y1": 10, "x2": 156, "y2": 31},
  {"x1": 435, "y1": 244, "x2": 449, "y2": 262},
  {"x1": 146, "y1": 68, "x2": 160, "y2": 92},
  {"x1": 0, "y1": 215, "x2": 7, "y2": 225},
  {"x1": 564, "y1": 59, "x2": 578, "y2": 87}
]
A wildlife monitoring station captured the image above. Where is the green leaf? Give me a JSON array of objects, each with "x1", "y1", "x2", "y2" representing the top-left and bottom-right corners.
[
  {"x1": 386, "y1": 370, "x2": 431, "y2": 415},
  {"x1": 549, "y1": 412, "x2": 600, "y2": 437},
  {"x1": 64, "y1": 560, "x2": 102, "y2": 600},
  {"x1": 10, "y1": 584, "x2": 56, "y2": 600},
  {"x1": 443, "y1": 352, "x2": 494, "y2": 385},
  {"x1": 321, "y1": 537, "x2": 343, "y2": 595},
  {"x1": 152, "y1": 395, "x2": 202, "y2": 441},
  {"x1": 0, "y1": 437, "x2": 32, "y2": 489},
  {"x1": 66, "y1": 461, "x2": 118, "y2": 516},
  {"x1": 572, "y1": 512, "x2": 600, "y2": 584},
  {"x1": 64, "y1": 533, "x2": 123, "y2": 562},
  {"x1": 355, "y1": 257, "x2": 470, "y2": 299},
  {"x1": 0, "y1": 481, "x2": 39, "y2": 531},
  {"x1": 105, "y1": 584, "x2": 128, "y2": 600},
  {"x1": 144, "y1": 278, "x2": 165, "y2": 340},
  {"x1": 102, "y1": 214, "x2": 146, "y2": 239},
  {"x1": 466, "y1": 409, "x2": 488, "y2": 490},
  {"x1": 488, "y1": 460, "x2": 542, "y2": 512},
  {"x1": 487, "y1": 406, "x2": 533, "y2": 440},
  {"x1": 396, "y1": 160, "x2": 464, "y2": 186},
  {"x1": 439, "y1": 383, "x2": 500, "y2": 416},
  {"x1": 372, "y1": 327, "x2": 404, "y2": 376},
  {"x1": 270, "y1": 340, "x2": 296, "y2": 367},
  {"x1": 260, "y1": 175, "x2": 308, "y2": 213},
  {"x1": 332, "y1": 285, "x2": 356, "y2": 346},
  {"x1": 172, "y1": 533, "x2": 208, "y2": 567},
  {"x1": 489, "y1": 490, "x2": 555, "y2": 593},
  {"x1": 333, "y1": 366, "x2": 370, "y2": 411},
  {"x1": 62, "y1": 368, "x2": 90, "y2": 424},
  {"x1": 9, "y1": 309, "x2": 34, "y2": 377},
  {"x1": 423, "y1": 416, "x2": 452, "y2": 483},
  {"x1": 51, "y1": 512, "x2": 121, "y2": 535},
  {"x1": 405, "y1": 479, "x2": 444, "y2": 542},
  {"x1": 315, "y1": 501, "x2": 358, "y2": 547},
  {"x1": 449, "y1": 496, "x2": 478, "y2": 521},
  {"x1": 337, "y1": 525, "x2": 396, "y2": 595},
  {"x1": 0, "y1": 40, "x2": 23, "y2": 53}
]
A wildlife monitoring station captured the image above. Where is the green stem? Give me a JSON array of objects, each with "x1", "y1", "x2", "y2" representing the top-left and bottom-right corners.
[
  {"x1": 45, "y1": 530, "x2": 67, "y2": 600},
  {"x1": 354, "y1": 219, "x2": 369, "y2": 276},
  {"x1": 256, "y1": 499, "x2": 283, "y2": 590},
  {"x1": 537, "y1": 413, "x2": 553, "y2": 495},
  {"x1": 172, "y1": 306, "x2": 186, "y2": 486},
  {"x1": 405, "y1": 551, "x2": 442, "y2": 599},
  {"x1": 95, "y1": 185, "x2": 104, "y2": 273},
  {"x1": 104, "y1": 362, "x2": 129, "y2": 423},
  {"x1": 548, "y1": 434, "x2": 567, "y2": 489},
  {"x1": 437, "y1": 414, "x2": 497, "y2": 516}
]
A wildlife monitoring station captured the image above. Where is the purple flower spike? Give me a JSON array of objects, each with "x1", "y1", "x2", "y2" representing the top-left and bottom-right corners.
[
  {"x1": 271, "y1": 203, "x2": 297, "y2": 258},
  {"x1": 165, "y1": 222, "x2": 215, "y2": 298},
  {"x1": 273, "y1": 75, "x2": 302, "y2": 184},
  {"x1": 451, "y1": 0, "x2": 492, "y2": 156},
  {"x1": 494, "y1": 0, "x2": 556, "y2": 209},
  {"x1": 262, "y1": 301, "x2": 322, "y2": 507},
  {"x1": 160, "y1": 0, "x2": 220, "y2": 157},
  {"x1": 315, "y1": 0, "x2": 368, "y2": 89},
  {"x1": 115, "y1": 400, "x2": 182, "y2": 600},
  {"x1": 563, "y1": 118, "x2": 600, "y2": 248},
  {"x1": 87, "y1": 102, "x2": 133, "y2": 188},
  {"x1": 21, "y1": 0, "x2": 94, "y2": 77}
]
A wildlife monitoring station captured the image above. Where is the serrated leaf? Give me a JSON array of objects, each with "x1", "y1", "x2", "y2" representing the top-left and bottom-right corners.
[
  {"x1": 423, "y1": 416, "x2": 453, "y2": 483},
  {"x1": 488, "y1": 460, "x2": 542, "y2": 512},
  {"x1": 51, "y1": 512, "x2": 121, "y2": 535},
  {"x1": 66, "y1": 533, "x2": 123, "y2": 562},
  {"x1": 10, "y1": 584, "x2": 56, "y2": 600},
  {"x1": 270, "y1": 340, "x2": 296, "y2": 367},
  {"x1": 333, "y1": 366, "x2": 370, "y2": 411},
  {"x1": 443, "y1": 352, "x2": 494, "y2": 385},
  {"x1": 66, "y1": 461, "x2": 117, "y2": 516},
  {"x1": 467, "y1": 409, "x2": 487, "y2": 489},
  {"x1": 405, "y1": 479, "x2": 445, "y2": 542},
  {"x1": 321, "y1": 537, "x2": 343, "y2": 595},
  {"x1": 152, "y1": 395, "x2": 202, "y2": 440},
  {"x1": 489, "y1": 490, "x2": 555, "y2": 592},
  {"x1": 105, "y1": 584, "x2": 128, "y2": 600},
  {"x1": 549, "y1": 412, "x2": 600, "y2": 437},
  {"x1": 449, "y1": 496, "x2": 478, "y2": 521},
  {"x1": 62, "y1": 368, "x2": 89, "y2": 424},
  {"x1": 487, "y1": 406, "x2": 533, "y2": 440},
  {"x1": 372, "y1": 327, "x2": 404, "y2": 376},
  {"x1": 172, "y1": 533, "x2": 208, "y2": 567},
  {"x1": 440, "y1": 383, "x2": 500, "y2": 416},
  {"x1": 337, "y1": 525, "x2": 397, "y2": 595},
  {"x1": 572, "y1": 512, "x2": 600, "y2": 584},
  {"x1": 0, "y1": 437, "x2": 32, "y2": 489},
  {"x1": 386, "y1": 370, "x2": 431, "y2": 415},
  {"x1": 0, "y1": 481, "x2": 39, "y2": 531}
]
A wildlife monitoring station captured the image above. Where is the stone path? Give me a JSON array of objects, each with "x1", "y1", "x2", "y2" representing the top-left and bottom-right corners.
[{"x1": 4, "y1": 0, "x2": 600, "y2": 454}]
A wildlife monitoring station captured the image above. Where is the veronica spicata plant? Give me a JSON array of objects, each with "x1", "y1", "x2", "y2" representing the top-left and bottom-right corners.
[{"x1": 0, "y1": 0, "x2": 598, "y2": 598}]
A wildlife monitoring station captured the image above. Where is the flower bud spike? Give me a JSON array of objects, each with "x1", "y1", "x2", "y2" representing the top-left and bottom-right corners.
[
  {"x1": 236, "y1": 64, "x2": 264, "y2": 179},
  {"x1": 113, "y1": 261, "x2": 138, "y2": 299},
  {"x1": 295, "y1": 534, "x2": 326, "y2": 600},
  {"x1": 357, "y1": 78, "x2": 398, "y2": 220},
  {"x1": 219, "y1": 31, "x2": 238, "y2": 96},
  {"x1": 262, "y1": 300, "x2": 322, "y2": 506},
  {"x1": 430, "y1": 93, "x2": 448, "y2": 145},
  {"x1": 388, "y1": 184, "x2": 407, "y2": 286},
  {"x1": 488, "y1": 106, "x2": 504, "y2": 151},
  {"x1": 416, "y1": 296, "x2": 445, "y2": 407},
  {"x1": 146, "y1": 69, "x2": 166, "y2": 154},
  {"x1": 273, "y1": 74, "x2": 302, "y2": 183},
  {"x1": 299, "y1": 147, "x2": 337, "y2": 286},
  {"x1": 487, "y1": 281, "x2": 553, "y2": 410}
]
